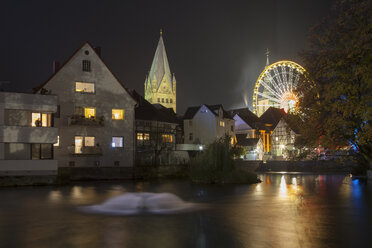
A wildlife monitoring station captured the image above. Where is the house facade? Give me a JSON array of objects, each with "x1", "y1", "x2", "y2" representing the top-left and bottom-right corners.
[
  {"x1": 35, "y1": 42, "x2": 137, "y2": 168},
  {"x1": 130, "y1": 90, "x2": 178, "y2": 152},
  {"x1": 183, "y1": 104, "x2": 235, "y2": 145},
  {"x1": 229, "y1": 108, "x2": 264, "y2": 160},
  {"x1": 271, "y1": 117, "x2": 300, "y2": 159},
  {"x1": 0, "y1": 92, "x2": 58, "y2": 175}
]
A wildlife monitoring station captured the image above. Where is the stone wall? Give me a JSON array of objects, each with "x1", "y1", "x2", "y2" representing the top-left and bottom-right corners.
[
  {"x1": 135, "y1": 150, "x2": 189, "y2": 166},
  {"x1": 256, "y1": 160, "x2": 355, "y2": 173},
  {"x1": 0, "y1": 176, "x2": 57, "y2": 187}
]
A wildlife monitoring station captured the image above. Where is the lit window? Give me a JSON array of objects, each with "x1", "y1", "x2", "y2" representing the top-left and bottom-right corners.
[
  {"x1": 84, "y1": 136, "x2": 95, "y2": 147},
  {"x1": 137, "y1": 133, "x2": 143, "y2": 140},
  {"x1": 32, "y1": 112, "x2": 52, "y2": 127},
  {"x1": 112, "y1": 137, "x2": 123, "y2": 148},
  {"x1": 74, "y1": 136, "x2": 83, "y2": 154},
  {"x1": 144, "y1": 133, "x2": 150, "y2": 140},
  {"x1": 75, "y1": 82, "x2": 95, "y2": 93},
  {"x1": 82, "y1": 60, "x2": 91, "y2": 72},
  {"x1": 42, "y1": 113, "x2": 51, "y2": 127},
  {"x1": 84, "y1": 108, "x2": 96, "y2": 119},
  {"x1": 162, "y1": 134, "x2": 173, "y2": 143},
  {"x1": 276, "y1": 137, "x2": 278, "y2": 141},
  {"x1": 112, "y1": 109, "x2": 124, "y2": 120},
  {"x1": 32, "y1": 113, "x2": 41, "y2": 127},
  {"x1": 54, "y1": 136, "x2": 60, "y2": 147},
  {"x1": 220, "y1": 121, "x2": 225, "y2": 127}
]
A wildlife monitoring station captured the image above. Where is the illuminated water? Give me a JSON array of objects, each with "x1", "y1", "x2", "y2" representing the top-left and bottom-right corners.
[{"x1": 0, "y1": 174, "x2": 371, "y2": 248}]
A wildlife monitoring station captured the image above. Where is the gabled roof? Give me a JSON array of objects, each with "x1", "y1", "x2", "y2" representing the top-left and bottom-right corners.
[
  {"x1": 281, "y1": 115, "x2": 302, "y2": 134},
  {"x1": 146, "y1": 33, "x2": 174, "y2": 91},
  {"x1": 129, "y1": 89, "x2": 178, "y2": 124},
  {"x1": 259, "y1": 107, "x2": 286, "y2": 130},
  {"x1": 183, "y1": 104, "x2": 233, "y2": 120},
  {"x1": 183, "y1": 106, "x2": 202, "y2": 120},
  {"x1": 207, "y1": 104, "x2": 234, "y2": 119},
  {"x1": 33, "y1": 41, "x2": 137, "y2": 103},
  {"x1": 229, "y1": 107, "x2": 259, "y2": 128},
  {"x1": 236, "y1": 134, "x2": 260, "y2": 147}
]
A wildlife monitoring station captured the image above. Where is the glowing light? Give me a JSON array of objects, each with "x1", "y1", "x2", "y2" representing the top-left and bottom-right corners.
[
  {"x1": 279, "y1": 175, "x2": 287, "y2": 197},
  {"x1": 280, "y1": 91, "x2": 298, "y2": 113},
  {"x1": 253, "y1": 60, "x2": 307, "y2": 116}
]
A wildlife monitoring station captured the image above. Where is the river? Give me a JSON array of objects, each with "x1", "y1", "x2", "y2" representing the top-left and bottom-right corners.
[{"x1": 0, "y1": 173, "x2": 371, "y2": 248}]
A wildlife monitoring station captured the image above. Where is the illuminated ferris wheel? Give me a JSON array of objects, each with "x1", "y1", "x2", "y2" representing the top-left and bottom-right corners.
[{"x1": 252, "y1": 56, "x2": 307, "y2": 117}]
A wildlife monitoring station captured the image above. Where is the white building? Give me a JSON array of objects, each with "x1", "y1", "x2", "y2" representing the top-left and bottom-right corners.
[
  {"x1": 271, "y1": 117, "x2": 300, "y2": 159},
  {"x1": 0, "y1": 92, "x2": 58, "y2": 175},
  {"x1": 183, "y1": 104, "x2": 235, "y2": 146},
  {"x1": 34, "y1": 42, "x2": 137, "y2": 168}
]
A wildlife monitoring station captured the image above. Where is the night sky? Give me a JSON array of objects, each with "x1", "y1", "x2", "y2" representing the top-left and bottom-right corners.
[{"x1": 0, "y1": 0, "x2": 335, "y2": 114}]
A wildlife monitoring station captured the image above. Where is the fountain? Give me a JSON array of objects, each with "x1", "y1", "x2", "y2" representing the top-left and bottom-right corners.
[{"x1": 79, "y1": 192, "x2": 198, "y2": 215}]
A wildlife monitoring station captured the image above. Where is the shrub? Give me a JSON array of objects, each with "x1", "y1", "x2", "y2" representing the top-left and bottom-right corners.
[{"x1": 189, "y1": 136, "x2": 260, "y2": 184}]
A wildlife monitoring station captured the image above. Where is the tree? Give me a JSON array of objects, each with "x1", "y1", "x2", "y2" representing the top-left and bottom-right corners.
[{"x1": 295, "y1": 0, "x2": 372, "y2": 168}]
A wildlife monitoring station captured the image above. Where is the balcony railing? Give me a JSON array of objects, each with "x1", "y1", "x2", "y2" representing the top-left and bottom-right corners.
[
  {"x1": 68, "y1": 115, "x2": 104, "y2": 127},
  {"x1": 67, "y1": 146, "x2": 103, "y2": 155},
  {"x1": 0, "y1": 125, "x2": 58, "y2": 143}
]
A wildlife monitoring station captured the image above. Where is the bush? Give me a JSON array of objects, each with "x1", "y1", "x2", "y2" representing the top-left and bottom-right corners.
[{"x1": 189, "y1": 136, "x2": 260, "y2": 184}]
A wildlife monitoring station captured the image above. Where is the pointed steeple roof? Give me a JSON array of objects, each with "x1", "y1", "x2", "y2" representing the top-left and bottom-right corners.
[{"x1": 148, "y1": 31, "x2": 173, "y2": 90}]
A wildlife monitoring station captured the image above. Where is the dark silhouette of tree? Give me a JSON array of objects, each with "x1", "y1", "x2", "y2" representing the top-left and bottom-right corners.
[{"x1": 295, "y1": 0, "x2": 372, "y2": 168}]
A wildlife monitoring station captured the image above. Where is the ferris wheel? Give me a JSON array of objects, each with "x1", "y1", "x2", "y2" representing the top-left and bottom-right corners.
[{"x1": 252, "y1": 59, "x2": 307, "y2": 117}]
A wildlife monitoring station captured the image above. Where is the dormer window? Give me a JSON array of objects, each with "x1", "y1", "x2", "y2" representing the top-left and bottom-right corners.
[{"x1": 82, "y1": 60, "x2": 91, "y2": 72}]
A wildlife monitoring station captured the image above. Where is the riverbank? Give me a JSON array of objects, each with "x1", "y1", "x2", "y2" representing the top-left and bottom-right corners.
[
  {"x1": 0, "y1": 159, "x2": 360, "y2": 187},
  {"x1": 236, "y1": 159, "x2": 355, "y2": 173}
]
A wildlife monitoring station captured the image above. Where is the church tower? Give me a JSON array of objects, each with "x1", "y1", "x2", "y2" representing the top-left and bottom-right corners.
[{"x1": 144, "y1": 30, "x2": 177, "y2": 112}]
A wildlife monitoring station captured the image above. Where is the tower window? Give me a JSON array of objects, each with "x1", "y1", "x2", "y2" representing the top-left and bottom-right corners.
[
  {"x1": 82, "y1": 60, "x2": 91, "y2": 72},
  {"x1": 170, "y1": 99, "x2": 173, "y2": 103}
]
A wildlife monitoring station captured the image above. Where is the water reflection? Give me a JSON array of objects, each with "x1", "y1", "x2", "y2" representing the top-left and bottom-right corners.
[{"x1": 0, "y1": 175, "x2": 371, "y2": 248}]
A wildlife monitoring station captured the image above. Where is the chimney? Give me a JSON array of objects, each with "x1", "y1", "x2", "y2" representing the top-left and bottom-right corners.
[
  {"x1": 53, "y1": 61, "x2": 60, "y2": 74},
  {"x1": 94, "y1": 46, "x2": 101, "y2": 57}
]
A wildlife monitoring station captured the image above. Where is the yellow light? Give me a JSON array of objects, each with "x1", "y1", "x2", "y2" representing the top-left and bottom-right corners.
[
  {"x1": 280, "y1": 92, "x2": 298, "y2": 113},
  {"x1": 84, "y1": 108, "x2": 96, "y2": 118},
  {"x1": 112, "y1": 109, "x2": 124, "y2": 120}
]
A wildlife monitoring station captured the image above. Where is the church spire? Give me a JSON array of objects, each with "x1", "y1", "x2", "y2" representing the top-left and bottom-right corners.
[
  {"x1": 144, "y1": 30, "x2": 177, "y2": 112},
  {"x1": 147, "y1": 30, "x2": 173, "y2": 91},
  {"x1": 265, "y1": 48, "x2": 270, "y2": 67}
]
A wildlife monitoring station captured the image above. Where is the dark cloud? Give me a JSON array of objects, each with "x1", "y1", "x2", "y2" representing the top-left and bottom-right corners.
[{"x1": 0, "y1": 0, "x2": 335, "y2": 114}]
